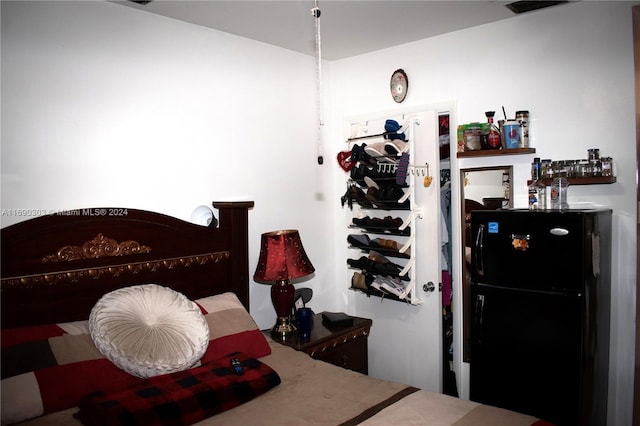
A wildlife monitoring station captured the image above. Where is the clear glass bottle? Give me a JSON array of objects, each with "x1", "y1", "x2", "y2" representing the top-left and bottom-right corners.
[
  {"x1": 565, "y1": 160, "x2": 577, "y2": 178},
  {"x1": 552, "y1": 160, "x2": 568, "y2": 178},
  {"x1": 550, "y1": 174, "x2": 569, "y2": 210},
  {"x1": 601, "y1": 157, "x2": 613, "y2": 177},
  {"x1": 515, "y1": 110, "x2": 529, "y2": 148},
  {"x1": 536, "y1": 180, "x2": 548, "y2": 210},
  {"x1": 541, "y1": 159, "x2": 552, "y2": 179},
  {"x1": 576, "y1": 159, "x2": 591, "y2": 178}
]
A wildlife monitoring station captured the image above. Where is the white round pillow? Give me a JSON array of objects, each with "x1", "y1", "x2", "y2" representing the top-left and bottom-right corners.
[{"x1": 89, "y1": 284, "x2": 210, "y2": 378}]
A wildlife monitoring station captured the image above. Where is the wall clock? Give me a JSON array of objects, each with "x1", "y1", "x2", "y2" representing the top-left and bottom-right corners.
[{"x1": 390, "y1": 68, "x2": 408, "y2": 103}]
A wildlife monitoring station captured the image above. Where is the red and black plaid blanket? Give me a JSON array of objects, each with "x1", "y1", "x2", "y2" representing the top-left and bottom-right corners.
[{"x1": 73, "y1": 352, "x2": 280, "y2": 426}]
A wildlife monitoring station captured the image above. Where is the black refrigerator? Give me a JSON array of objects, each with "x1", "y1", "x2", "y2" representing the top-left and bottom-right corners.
[{"x1": 470, "y1": 209, "x2": 611, "y2": 426}]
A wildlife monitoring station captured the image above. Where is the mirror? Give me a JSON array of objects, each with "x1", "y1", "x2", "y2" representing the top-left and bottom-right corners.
[{"x1": 460, "y1": 165, "x2": 513, "y2": 362}]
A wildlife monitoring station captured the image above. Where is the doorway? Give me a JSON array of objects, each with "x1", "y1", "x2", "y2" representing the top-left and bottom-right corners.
[{"x1": 459, "y1": 166, "x2": 513, "y2": 362}]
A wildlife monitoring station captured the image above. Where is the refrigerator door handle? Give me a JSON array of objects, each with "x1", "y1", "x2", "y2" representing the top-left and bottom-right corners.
[
  {"x1": 474, "y1": 294, "x2": 485, "y2": 342},
  {"x1": 550, "y1": 227, "x2": 570, "y2": 236},
  {"x1": 474, "y1": 224, "x2": 485, "y2": 276}
]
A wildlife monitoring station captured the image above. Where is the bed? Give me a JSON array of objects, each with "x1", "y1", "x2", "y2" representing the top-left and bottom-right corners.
[{"x1": 1, "y1": 202, "x2": 553, "y2": 426}]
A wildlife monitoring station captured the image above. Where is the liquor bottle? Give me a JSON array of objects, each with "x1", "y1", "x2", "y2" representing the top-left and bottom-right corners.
[
  {"x1": 531, "y1": 157, "x2": 541, "y2": 181},
  {"x1": 528, "y1": 181, "x2": 539, "y2": 210},
  {"x1": 528, "y1": 158, "x2": 542, "y2": 210},
  {"x1": 484, "y1": 111, "x2": 501, "y2": 149},
  {"x1": 502, "y1": 172, "x2": 510, "y2": 201}
]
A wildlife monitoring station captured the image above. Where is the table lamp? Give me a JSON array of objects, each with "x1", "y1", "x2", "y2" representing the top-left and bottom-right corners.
[{"x1": 253, "y1": 230, "x2": 315, "y2": 338}]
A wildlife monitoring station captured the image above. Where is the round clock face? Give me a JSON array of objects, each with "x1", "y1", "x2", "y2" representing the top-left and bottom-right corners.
[{"x1": 390, "y1": 69, "x2": 408, "y2": 103}]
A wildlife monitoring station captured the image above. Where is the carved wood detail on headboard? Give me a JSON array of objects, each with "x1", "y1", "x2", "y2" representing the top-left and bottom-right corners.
[
  {"x1": 2, "y1": 251, "x2": 230, "y2": 288},
  {"x1": 1, "y1": 201, "x2": 254, "y2": 327},
  {"x1": 42, "y1": 233, "x2": 151, "y2": 263}
]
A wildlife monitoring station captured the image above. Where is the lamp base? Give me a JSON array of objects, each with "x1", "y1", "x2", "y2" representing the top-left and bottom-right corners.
[
  {"x1": 270, "y1": 280, "x2": 296, "y2": 339},
  {"x1": 271, "y1": 316, "x2": 296, "y2": 340}
]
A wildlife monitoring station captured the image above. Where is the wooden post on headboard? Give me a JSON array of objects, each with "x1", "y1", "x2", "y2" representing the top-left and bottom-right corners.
[{"x1": 213, "y1": 201, "x2": 255, "y2": 312}]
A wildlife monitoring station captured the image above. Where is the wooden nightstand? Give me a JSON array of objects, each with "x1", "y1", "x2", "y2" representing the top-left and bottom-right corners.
[{"x1": 270, "y1": 312, "x2": 372, "y2": 375}]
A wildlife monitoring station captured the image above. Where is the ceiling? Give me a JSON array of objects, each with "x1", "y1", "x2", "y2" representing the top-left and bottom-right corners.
[{"x1": 116, "y1": 1, "x2": 569, "y2": 60}]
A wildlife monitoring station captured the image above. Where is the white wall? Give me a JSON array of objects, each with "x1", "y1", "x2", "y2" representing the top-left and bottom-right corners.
[
  {"x1": 0, "y1": 1, "x2": 337, "y2": 328},
  {"x1": 328, "y1": 2, "x2": 637, "y2": 425}
]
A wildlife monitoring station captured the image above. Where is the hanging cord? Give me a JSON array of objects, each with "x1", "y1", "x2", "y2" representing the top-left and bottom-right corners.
[{"x1": 312, "y1": 1, "x2": 324, "y2": 165}]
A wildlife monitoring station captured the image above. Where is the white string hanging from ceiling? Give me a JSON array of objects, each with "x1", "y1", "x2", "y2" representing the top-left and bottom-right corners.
[{"x1": 312, "y1": 0, "x2": 324, "y2": 165}]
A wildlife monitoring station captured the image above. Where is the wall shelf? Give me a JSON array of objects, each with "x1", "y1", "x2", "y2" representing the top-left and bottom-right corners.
[
  {"x1": 528, "y1": 176, "x2": 617, "y2": 186},
  {"x1": 457, "y1": 147, "x2": 536, "y2": 158},
  {"x1": 349, "y1": 245, "x2": 411, "y2": 260},
  {"x1": 348, "y1": 286, "x2": 413, "y2": 304}
]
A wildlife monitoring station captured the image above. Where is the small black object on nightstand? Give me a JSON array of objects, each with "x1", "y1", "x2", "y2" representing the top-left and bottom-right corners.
[{"x1": 321, "y1": 312, "x2": 354, "y2": 328}]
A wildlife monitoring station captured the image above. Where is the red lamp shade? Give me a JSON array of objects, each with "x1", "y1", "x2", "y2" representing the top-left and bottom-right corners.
[
  {"x1": 254, "y1": 230, "x2": 315, "y2": 282},
  {"x1": 253, "y1": 230, "x2": 315, "y2": 338}
]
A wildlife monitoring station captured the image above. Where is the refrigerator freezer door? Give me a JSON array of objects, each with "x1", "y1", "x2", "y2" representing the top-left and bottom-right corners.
[
  {"x1": 472, "y1": 210, "x2": 589, "y2": 292},
  {"x1": 470, "y1": 283, "x2": 582, "y2": 425}
]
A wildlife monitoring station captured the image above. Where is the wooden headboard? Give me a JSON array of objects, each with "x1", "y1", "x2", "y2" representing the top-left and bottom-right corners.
[{"x1": 0, "y1": 201, "x2": 254, "y2": 328}]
